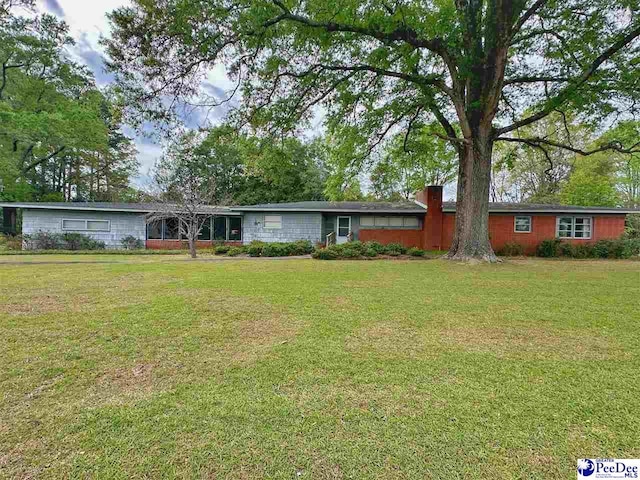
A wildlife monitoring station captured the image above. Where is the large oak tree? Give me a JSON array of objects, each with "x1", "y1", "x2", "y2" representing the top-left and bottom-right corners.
[{"x1": 105, "y1": 0, "x2": 640, "y2": 261}]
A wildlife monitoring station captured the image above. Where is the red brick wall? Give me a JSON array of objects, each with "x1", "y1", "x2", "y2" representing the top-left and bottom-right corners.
[
  {"x1": 442, "y1": 213, "x2": 626, "y2": 254},
  {"x1": 358, "y1": 228, "x2": 424, "y2": 248},
  {"x1": 145, "y1": 240, "x2": 242, "y2": 250}
]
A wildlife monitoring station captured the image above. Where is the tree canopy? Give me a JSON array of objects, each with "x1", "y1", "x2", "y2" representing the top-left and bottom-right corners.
[
  {"x1": 105, "y1": 0, "x2": 640, "y2": 260},
  {"x1": 0, "y1": 5, "x2": 139, "y2": 202}
]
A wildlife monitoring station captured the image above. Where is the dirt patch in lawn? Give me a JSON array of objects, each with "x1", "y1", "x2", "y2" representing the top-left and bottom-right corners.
[{"x1": 440, "y1": 326, "x2": 627, "y2": 360}]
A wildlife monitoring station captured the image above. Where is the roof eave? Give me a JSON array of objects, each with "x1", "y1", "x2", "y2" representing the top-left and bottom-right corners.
[{"x1": 233, "y1": 207, "x2": 426, "y2": 214}]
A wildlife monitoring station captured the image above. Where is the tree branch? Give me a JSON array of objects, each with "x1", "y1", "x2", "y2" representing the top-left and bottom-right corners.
[
  {"x1": 496, "y1": 22, "x2": 640, "y2": 136},
  {"x1": 495, "y1": 136, "x2": 640, "y2": 156}
]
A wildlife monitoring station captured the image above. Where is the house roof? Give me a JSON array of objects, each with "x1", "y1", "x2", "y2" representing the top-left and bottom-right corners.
[
  {"x1": 1, "y1": 200, "x2": 637, "y2": 216},
  {"x1": 0, "y1": 202, "x2": 238, "y2": 215},
  {"x1": 232, "y1": 200, "x2": 427, "y2": 214},
  {"x1": 442, "y1": 202, "x2": 640, "y2": 214}
]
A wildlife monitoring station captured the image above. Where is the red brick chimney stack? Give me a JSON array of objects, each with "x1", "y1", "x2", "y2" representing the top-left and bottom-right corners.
[{"x1": 421, "y1": 185, "x2": 443, "y2": 251}]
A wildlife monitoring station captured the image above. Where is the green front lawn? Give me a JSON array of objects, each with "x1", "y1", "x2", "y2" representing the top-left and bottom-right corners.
[{"x1": 1, "y1": 257, "x2": 639, "y2": 478}]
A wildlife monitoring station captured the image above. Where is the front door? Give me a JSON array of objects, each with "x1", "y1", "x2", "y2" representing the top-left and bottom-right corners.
[{"x1": 336, "y1": 216, "x2": 351, "y2": 244}]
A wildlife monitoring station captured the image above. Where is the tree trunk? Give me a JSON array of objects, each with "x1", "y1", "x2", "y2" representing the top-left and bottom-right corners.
[
  {"x1": 188, "y1": 235, "x2": 197, "y2": 259},
  {"x1": 446, "y1": 131, "x2": 498, "y2": 262}
]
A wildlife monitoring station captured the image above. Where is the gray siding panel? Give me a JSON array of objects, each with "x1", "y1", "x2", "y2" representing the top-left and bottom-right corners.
[
  {"x1": 243, "y1": 212, "x2": 322, "y2": 244},
  {"x1": 22, "y1": 209, "x2": 146, "y2": 249}
]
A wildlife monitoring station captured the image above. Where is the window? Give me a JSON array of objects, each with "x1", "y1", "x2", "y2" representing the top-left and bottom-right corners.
[
  {"x1": 360, "y1": 216, "x2": 374, "y2": 226},
  {"x1": 264, "y1": 215, "x2": 282, "y2": 229},
  {"x1": 403, "y1": 217, "x2": 420, "y2": 228},
  {"x1": 229, "y1": 217, "x2": 242, "y2": 241},
  {"x1": 557, "y1": 216, "x2": 592, "y2": 239},
  {"x1": 164, "y1": 217, "x2": 180, "y2": 240},
  {"x1": 213, "y1": 216, "x2": 227, "y2": 240},
  {"x1": 62, "y1": 219, "x2": 110, "y2": 232},
  {"x1": 360, "y1": 216, "x2": 420, "y2": 229},
  {"x1": 87, "y1": 220, "x2": 110, "y2": 231},
  {"x1": 389, "y1": 217, "x2": 403, "y2": 227},
  {"x1": 147, "y1": 221, "x2": 162, "y2": 239},
  {"x1": 198, "y1": 216, "x2": 211, "y2": 240},
  {"x1": 514, "y1": 216, "x2": 532, "y2": 233}
]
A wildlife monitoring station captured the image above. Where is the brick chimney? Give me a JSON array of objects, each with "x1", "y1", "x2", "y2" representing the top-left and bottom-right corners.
[{"x1": 421, "y1": 186, "x2": 443, "y2": 250}]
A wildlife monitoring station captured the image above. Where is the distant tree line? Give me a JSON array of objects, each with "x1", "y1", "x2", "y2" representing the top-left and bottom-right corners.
[{"x1": 0, "y1": 2, "x2": 139, "y2": 202}]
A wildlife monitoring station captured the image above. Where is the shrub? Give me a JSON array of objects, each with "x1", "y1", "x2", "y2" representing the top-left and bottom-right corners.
[
  {"x1": 363, "y1": 247, "x2": 378, "y2": 258},
  {"x1": 572, "y1": 243, "x2": 594, "y2": 259},
  {"x1": 312, "y1": 248, "x2": 338, "y2": 260},
  {"x1": 557, "y1": 242, "x2": 576, "y2": 257},
  {"x1": 497, "y1": 242, "x2": 525, "y2": 257},
  {"x1": 385, "y1": 243, "x2": 407, "y2": 255},
  {"x1": 24, "y1": 231, "x2": 64, "y2": 250},
  {"x1": 121, "y1": 235, "x2": 144, "y2": 250},
  {"x1": 227, "y1": 246, "x2": 244, "y2": 257},
  {"x1": 622, "y1": 238, "x2": 640, "y2": 257},
  {"x1": 290, "y1": 240, "x2": 314, "y2": 255},
  {"x1": 262, "y1": 243, "x2": 288, "y2": 257},
  {"x1": 536, "y1": 239, "x2": 561, "y2": 257},
  {"x1": 214, "y1": 245, "x2": 230, "y2": 255},
  {"x1": 625, "y1": 213, "x2": 640, "y2": 239},
  {"x1": 247, "y1": 241, "x2": 264, "y2": 257},
  {"x1": 363, "y1": 241, "x2": 386, "y2": 254},
  {"x1": 407, "y1": 247, "x2": 425, "y2": 257},
  {"x1": 0, "y1": 234, "x2": 22, "y2": 251}
]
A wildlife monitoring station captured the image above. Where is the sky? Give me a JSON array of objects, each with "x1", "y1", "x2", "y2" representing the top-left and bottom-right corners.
[{"x1": 36, "y1": 0, "x2": 232, "y2": 185}]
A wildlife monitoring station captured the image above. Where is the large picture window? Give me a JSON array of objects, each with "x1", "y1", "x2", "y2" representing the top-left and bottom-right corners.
[
  {"x1": 146, "y1": 216, "x2": 242, "y2": 241},
  {"x1": 62, "y1": 219, "x2": 110, "y2": 232},
  {"x1": 557, "y1": 216, "x2": 592, "y2": 239}
]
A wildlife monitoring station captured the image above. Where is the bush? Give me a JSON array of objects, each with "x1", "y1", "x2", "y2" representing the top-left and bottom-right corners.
[
  {"x1": 536, "y1": 239, "x2": 561, "y2": 257},
  {"x1": 592, "y1": 239, "x2": 629, "y2": 259},
  {"x1": 407, "y1": 247, "x2": 425, "y2": 257},
  {"x1": 311, "y1": 248, "x2": 338, "y2": 260},
  {"x1": 363, "y1": 247, "x2": 378, "y2": 258},
  {"x1": 557, "y1": 242, "x2": 576, "y2": 257},
  {"x1": 385, "y1": 243, "x2": 407, "y2": 255},
  {"x1": 227, "y1": 246, "x2": 244, "y2": 257},
  {"x1": 363, "y1": 241, "x2": 387, "y2": 254},
  {"x1": 622, "y1": 238, "x2": 640, "y2": 257},
  {"x1": 23, "y1": 231, "x2": 105, "y2": 250},
  {"x1": 290, "y1": 240, "x2": 314, "y2": 255},
  {"x1": 262, "y1": 243, "x2": 289, "y2": 257},
  {"x1": 214, "y1": 245, "x2": 230, "y2": 255},
  {"x1": 572, "y1": 243, "x2": 593, "y2": 259},
  {"x1": 0, "y1": 234, "x2": 22, "y2": 251},
  {"x1": 121, "y1": 235, "x2": 144, "y2": 250},
  {"x1": 24, "y1": 231, "x2": 64, "y2": 250},
  {"x1": 247, "y1": 241, "x2": 264, "y2": 257},
  {"x1": 497, "y1": 242, "x2": 525, "y2": 257}
]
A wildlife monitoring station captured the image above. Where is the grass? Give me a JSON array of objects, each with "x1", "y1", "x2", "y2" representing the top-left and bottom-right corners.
[{"x1": 0, "y1": 256, "x2": 639, "y2": 479}]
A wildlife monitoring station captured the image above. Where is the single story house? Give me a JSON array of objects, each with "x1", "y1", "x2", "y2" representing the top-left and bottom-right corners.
[{"x1": 1, "y1": 187, "x2": 637, "y2": 253}]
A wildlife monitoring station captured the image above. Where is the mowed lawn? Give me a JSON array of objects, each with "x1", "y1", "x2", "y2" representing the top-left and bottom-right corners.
[{"x1": 1, "y1": 256, "x2": 639, "y2": 479}]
